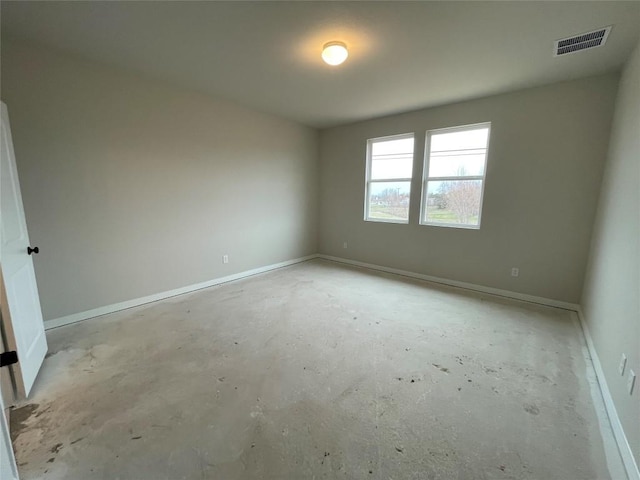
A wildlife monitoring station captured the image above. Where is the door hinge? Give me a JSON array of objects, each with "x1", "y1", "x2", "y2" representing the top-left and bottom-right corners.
[{"x1": 0, "y1": 351, "x2": 18, "y2": 367}]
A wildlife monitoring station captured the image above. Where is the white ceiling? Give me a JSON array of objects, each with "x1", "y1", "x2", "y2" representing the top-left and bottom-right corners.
[{"x1": 2, "y1": 1, "x2": 639, "y2": 128}]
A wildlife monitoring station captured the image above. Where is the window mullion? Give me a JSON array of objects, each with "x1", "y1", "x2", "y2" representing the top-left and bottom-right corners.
[
  {"x1": 370, "y1": 178, "x2": 413, "y2": 183},
  {"x1": 427, "y1": 176, "x2": 484, "y2": 182}
]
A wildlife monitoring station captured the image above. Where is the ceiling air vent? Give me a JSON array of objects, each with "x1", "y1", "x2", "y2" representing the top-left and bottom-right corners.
[{"x1": 554, "y1": 26, "x2": 612, "y2": 56}]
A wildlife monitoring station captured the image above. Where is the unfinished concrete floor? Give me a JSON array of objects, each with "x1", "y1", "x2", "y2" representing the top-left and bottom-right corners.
[{"x1": 11, "y1": 259, "x2": 618, "y2": 479}]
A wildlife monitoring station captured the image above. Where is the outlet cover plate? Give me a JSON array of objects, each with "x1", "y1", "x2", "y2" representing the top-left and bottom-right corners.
[{"x1": 619, "y1": 353, "x2": 627, "y2": 375}]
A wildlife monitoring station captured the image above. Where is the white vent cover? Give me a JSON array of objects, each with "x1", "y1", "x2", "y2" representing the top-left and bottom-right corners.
[{"x1": 554, "y1": 26, "x2": 612, "y2": 56}]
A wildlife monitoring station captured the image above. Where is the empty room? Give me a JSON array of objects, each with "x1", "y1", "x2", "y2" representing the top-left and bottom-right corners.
[{"x1": 0, "y1": 1, "x2": 639, "y2": 479}]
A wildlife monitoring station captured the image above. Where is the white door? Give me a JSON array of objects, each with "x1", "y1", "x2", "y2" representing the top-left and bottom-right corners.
[
  {"x1": 0, "y1": 394, "x2": 19, "y2": 480},
  {"x1": 0, "y1": 102, "x2": 48, "y2": 398}
]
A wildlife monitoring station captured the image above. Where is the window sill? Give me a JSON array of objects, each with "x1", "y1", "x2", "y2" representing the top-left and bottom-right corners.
[{"x1": 419, "y1": 221, "x2": 480, "y2": 230}]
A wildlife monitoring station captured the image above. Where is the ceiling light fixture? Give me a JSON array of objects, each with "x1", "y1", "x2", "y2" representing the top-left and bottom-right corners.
[{"x1": 322, "y1": 41, "x2": 348, "y2": 66}]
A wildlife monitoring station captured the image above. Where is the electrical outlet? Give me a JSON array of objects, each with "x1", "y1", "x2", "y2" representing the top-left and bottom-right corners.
[
  {"x1": 223, "y1": 255, "x2": 229, "y2": 264},
  {"x1": 628, "y1": 370, "x2": 636, "y2": 395},
  {"x1": 619, "y1": 354, "x2": 627, "y2": 375},
  {"x1": 511, "y1": 267, "x2": 519, "y2": 277},
  {"x1": 343, "y1": 242, "x2": 348, "y2": 249}
]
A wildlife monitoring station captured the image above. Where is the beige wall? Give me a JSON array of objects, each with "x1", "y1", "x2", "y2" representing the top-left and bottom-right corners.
[
  {"x1": 0, "y1": 41, "x2": 319, "y2": 321},
  {"x1": 582, "y1": 42, "x2": 640, "y2": 467},
  {"x1": 318, "y1": 74, "x2": 619, "y2": 303}
]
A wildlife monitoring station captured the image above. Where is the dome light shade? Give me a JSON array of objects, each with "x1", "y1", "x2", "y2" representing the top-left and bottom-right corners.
[{"x1": 322, "y1": 41, "x2": 348, "y2": 66}]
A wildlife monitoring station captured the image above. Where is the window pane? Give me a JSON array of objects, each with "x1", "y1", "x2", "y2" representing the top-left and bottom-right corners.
[
  {"x1": 429, "y1": 151, "x2": 486, "y2": 177},
  {"x1": 368, "y1": 181, "x2": 411, "y2": 222},
  {"x1": 424, "y1": 180, "x2": 482, "y2": 227},
  {"x1": 370, "y1": 136, "x2": 414, "y2": 180},
  {"x1": 430, "y1": 127, "x2": 489, "y2": 153}
]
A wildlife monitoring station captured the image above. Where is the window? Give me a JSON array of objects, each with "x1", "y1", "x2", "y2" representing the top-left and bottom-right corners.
[
  {"x1": 364, "y1": 133, "x2": 414, "y2": 224},
  {"x1": 420, "y1": 123, "x2": 490, "y2": 229}
]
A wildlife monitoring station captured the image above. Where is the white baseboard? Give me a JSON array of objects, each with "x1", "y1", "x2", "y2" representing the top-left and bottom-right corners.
[
  {"x1": 318, "y1": 254, "x2": 580, "y2": 311},
  {"x1": 44, "y1": 254, "x2": 319, "y2": 330},
  {"x1": 577, "y1": 308, "x2": 640, "y2": 480}
]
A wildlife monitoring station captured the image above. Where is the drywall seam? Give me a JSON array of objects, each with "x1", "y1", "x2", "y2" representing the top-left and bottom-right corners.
[
  {"x1": 44, "y1": 254, "x2": 319, "y2": 330},
  {"x1": 577, "y1": 308, "x2": 640, "y2": 480},
  {"x1": 318, "y1": 254, "x2": 580, "y2": 311}
]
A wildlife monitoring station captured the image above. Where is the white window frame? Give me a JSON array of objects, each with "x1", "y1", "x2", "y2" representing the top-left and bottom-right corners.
[
  {"x1": 419, "y1": 122, "x2": 491, "y2": 230},
  {"x1": 364, "y1": 132, "x2": 415, "y2": 224}
]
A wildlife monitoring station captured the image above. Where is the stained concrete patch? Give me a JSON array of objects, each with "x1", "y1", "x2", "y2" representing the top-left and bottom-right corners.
[
  {"x1": 49, "y1": 443, "x2": 63, "y2": 454},
  {"x1": 9, "y1": 404, "x2": 38, "y2": 443},
  {"x1": 524, "y1": 404, "x2": 541, "y2": 415},
  {"x1": 432, "y1": 364, "x2": 450, "y2": 373}
]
